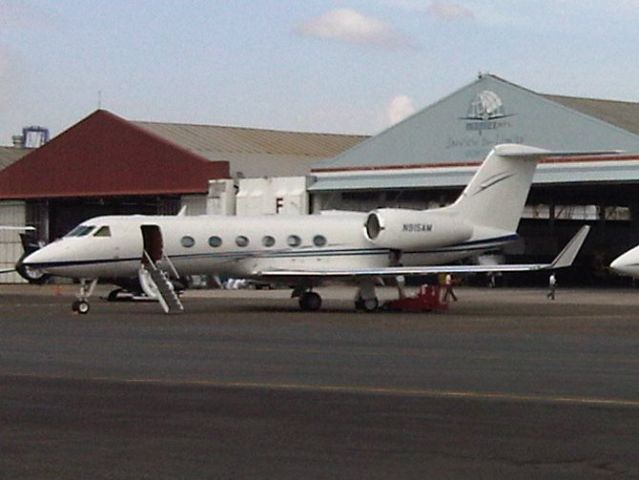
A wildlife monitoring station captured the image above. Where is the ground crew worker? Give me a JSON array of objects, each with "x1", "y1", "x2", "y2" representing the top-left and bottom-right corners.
[
  {"x1": 547, "y1": 273, "x2": 557, "y2": 300},
  {"x1": 443, "y1": 273, "x2": 458, "y2": 302}
]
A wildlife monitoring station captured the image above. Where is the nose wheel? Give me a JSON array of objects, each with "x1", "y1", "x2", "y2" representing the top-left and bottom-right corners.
[
  {"x1": 72, "y1": 300, "x2": 90, "y2": 314},
  {"x1": 72, "y1": 279, "x2": 97, "y2": 315}
]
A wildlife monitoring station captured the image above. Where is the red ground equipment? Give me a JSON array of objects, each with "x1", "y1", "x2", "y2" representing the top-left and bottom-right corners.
[{"x1": 384, "y1": 284, "x2": 449, "y2": 312}]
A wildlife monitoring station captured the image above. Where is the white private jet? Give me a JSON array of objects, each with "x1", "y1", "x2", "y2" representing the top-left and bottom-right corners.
[
  {"x1": 20, "y1": 144, "x2": 593, "y2": 314},
  {"x1": 610, "y1": 245, "x2": 639, "y2": 278}
]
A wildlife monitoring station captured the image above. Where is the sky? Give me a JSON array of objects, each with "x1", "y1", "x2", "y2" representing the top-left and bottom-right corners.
[{"x1": 2, "y1": 0, "x2": 639, "y2": 144}]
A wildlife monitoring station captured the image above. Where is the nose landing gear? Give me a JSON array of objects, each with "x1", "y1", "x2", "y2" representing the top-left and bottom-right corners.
[
  {"x1": 72, "y1": 279, "x2": 98, "y2": 314},
  {"x1": 72, "y1": 299, "x2": 90, "y2": 314}
]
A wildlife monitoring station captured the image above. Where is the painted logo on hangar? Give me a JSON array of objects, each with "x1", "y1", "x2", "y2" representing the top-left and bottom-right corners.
[{"x1": 462, "y1": 90, "x2": 515, "y2": 134}]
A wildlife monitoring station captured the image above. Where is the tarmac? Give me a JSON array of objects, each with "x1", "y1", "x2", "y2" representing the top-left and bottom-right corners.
[{"x1": 1, "y1": 284, "x2": 639, "y2": 479}]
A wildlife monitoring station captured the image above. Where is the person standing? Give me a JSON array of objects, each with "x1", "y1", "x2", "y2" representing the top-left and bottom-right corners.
[
  {"x1": 547, "y1": 273, "x2": 557, "y2": 300},
  {"x1": 443, "y1": 273, "x2": 458, "y2": 302}
]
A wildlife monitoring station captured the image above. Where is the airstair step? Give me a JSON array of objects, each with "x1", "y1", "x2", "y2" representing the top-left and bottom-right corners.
[{"x1": 144, "y1": 262, "x2": 184, "y2": 314}]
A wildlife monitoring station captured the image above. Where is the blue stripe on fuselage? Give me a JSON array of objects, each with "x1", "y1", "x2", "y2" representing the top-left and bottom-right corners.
[{"x1": 24, "y1": 235, "x2": 516, "y2": 270}]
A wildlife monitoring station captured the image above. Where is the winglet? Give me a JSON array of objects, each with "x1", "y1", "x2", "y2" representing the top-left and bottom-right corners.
[{"x1": 550, "y1": 225, "x2": 591, "y2": 269}]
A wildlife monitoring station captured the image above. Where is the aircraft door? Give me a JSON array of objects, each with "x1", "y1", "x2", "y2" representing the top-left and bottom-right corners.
[{"x1": 141, "y1": 225, "x2": 163, "y2": 264}]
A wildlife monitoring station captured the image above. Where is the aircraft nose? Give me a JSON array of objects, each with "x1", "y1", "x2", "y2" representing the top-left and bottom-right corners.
[
  {"x1": 610, "y1": 249, "x2": 639, "y2": 277},
  {"x1": 20, "y1": 244, "x2": 59, "y2": 271},
  {"x1": 16, "y1": 247, "x2": 54, "y2": 283}
]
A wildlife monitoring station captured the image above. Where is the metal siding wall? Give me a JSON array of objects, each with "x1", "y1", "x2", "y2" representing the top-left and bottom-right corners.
[
  {"x1": 236, "y1": 177, "x2": 309, "y2": 216},
  {"x1": 0, "y1": 201, "x2": 27, "y2": 283},
  {"x1": 207, "y1": 179, "x2": 236, "y2": 215},
  {"x1": 180, "y1": 195, "x2": 208, "y2": 216}
]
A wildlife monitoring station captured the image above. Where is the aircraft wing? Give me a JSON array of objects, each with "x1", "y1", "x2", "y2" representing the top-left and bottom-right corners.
[
  {"x1": 257, "y1": 226, "x2": 590, "y2": 279},
  {"x1": 0, "y1": 226, "x2": 35, "y2": 231}
]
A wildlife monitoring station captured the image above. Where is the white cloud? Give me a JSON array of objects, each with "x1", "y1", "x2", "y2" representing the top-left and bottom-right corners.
[
  {"x1": 296, "y1": 8, "x2": 413, "y2": 48},
  {"x1": 386, "y1": 95, "x2": 416, "y2": 125}
]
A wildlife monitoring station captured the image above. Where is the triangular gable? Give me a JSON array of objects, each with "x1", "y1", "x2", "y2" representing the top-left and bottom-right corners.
[
  {"x1": 314, "y1": 75, "x2": 639, "y2": 172},
  {"x1": 0, "y1": 110, "x2": 229, "y2": 199}
]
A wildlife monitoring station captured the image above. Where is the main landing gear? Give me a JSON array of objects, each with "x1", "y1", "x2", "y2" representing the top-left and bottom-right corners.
[
  {"x1": 292, "y1": 280, "x2": 383, "y2": 313},
  {"x1": 294, "y1": 288, "x2": 322, "y2": 311},
  {"x1": 354, "y1": 279, "x2": 380, "y2": 312},
  {"x1": 72, "y1": 278, "x2": 98, "y2": 314}
]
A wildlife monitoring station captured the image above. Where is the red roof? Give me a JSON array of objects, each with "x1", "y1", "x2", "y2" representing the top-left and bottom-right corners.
[{"x1": 0, "y1": 110, "x2": 229, "y2": 199}]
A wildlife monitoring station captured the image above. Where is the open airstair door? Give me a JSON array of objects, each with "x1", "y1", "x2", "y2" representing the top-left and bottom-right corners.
[
  {"x1": 139, "y1": 224, "x2": 184, "y2": 314},
  {"x1": 141, "y1": 225, "x2": 163, "y2": 264}
]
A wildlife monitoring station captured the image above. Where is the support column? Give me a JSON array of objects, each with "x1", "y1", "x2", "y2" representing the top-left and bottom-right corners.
[{"x1": 628, "y1": 202, "x2": 639, "y2": 245}]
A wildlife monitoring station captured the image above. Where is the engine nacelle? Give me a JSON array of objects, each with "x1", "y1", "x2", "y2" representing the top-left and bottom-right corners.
[{"x1": 364, "y1": 208, "x2": 473, "y2": 250}]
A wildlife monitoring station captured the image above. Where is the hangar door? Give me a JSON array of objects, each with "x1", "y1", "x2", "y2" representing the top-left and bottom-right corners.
[
  {"x1": 44, "y1": 196, "x2": 180, "y2": 241},
  {"x1": 0, "y1": 201, "x2": 28, "y2": 283}
]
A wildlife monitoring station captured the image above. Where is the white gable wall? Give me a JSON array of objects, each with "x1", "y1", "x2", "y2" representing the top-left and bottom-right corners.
[{"x1": 315, "y1": 75, "x2": 639, "y2": 172}]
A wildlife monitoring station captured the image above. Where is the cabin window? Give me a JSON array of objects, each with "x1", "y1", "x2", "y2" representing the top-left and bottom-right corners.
[
  {"x1": 65, "y1": 225, "x2": 96, "y2": 237},
  {"x1": 287, "y1": 235, "x2": 302, "y2": 247},
  {"x1": 181, "y1": 236, "x2": 195, "y2": 248},
  {"x1": 93, "y1": 226, "x2": 111, "y2": 237},
  {"x1": 235, "y1": 235, "x2": 249, "y2": 247},
  {"x1": 313, "y1": 235, "x2": 327, "y2": 247},
  {"x1": 208, "y1": 236, "x2": 223, "y2": 248},
  {"x1": 262, "y1": 235, "x2": 275, "y2": 247}
]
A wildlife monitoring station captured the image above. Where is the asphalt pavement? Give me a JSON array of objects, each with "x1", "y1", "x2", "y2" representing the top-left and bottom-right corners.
[{"x1": 1, "y1": 284, "x2": 638, "y2": 479}]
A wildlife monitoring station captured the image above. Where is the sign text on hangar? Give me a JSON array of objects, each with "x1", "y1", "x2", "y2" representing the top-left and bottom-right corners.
[{"x1": 446, "y1": 90, "x2": 525, "y2": 156}]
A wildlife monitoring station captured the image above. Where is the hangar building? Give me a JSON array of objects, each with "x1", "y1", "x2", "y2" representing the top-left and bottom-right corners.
[
  {"x1": 0, "y1": 110, "x2": 364, "y2": 281},
  {"x1": 5, "y1": 74, "x2": 639, "y2": 284},
  {"x1": 310, "y1": 74, "x2": 639, "y2": 283}
]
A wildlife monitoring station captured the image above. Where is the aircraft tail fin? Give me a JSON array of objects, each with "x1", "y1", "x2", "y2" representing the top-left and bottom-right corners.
[
  {"x1": 444, "y1": 144, "x2": 619, "y2": 232},
  {"x1": 444, "y1": 144, "x2": 548, "y2": 232}
]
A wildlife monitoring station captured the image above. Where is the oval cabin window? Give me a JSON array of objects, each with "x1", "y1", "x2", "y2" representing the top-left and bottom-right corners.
[
  {"x1": 287, "y1": 235, "x2": 302, "y2": 247},
  {"x1": 262, "y1": 235, "x2": 275, "y2": 247},
  {"x1": 208, "y1": 236, "x2": 223, "y2": 248},
  {"x1": 236, "y1": 235, "x2": 249, "y2": 247},
  {"x1": 313, "y1": 235, "x2": 327, "y2": 247},
  {"x1": 181, "y1": 236, "x2": 195, "y2": 248}
]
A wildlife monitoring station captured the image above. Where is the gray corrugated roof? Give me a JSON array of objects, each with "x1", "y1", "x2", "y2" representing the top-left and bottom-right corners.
[
  {"x1": 0, "y1": 147, "x2": 31, "y2": 170},
  {"x1": 542, "y1": 94, "x2": 639, "y2": 136},
  {"x1": 309, "y1": 158, "x2": 639, "y2": 192},
  {"x1": 134, "y1": 121, "x2": 367, "y2": 160}
]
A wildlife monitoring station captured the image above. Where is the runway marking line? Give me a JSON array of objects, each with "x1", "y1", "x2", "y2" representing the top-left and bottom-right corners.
[{"x1": 5, "y1": 372, "x2": 639, "y2": 408}]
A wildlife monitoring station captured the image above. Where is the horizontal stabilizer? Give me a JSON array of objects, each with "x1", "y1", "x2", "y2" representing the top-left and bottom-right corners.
[
  {"x1": 494, "y1": 144, "x2": 621, "y2": 158},
  {"x1": 0, "y1": 226, "x2": 35, "y2": 231}
]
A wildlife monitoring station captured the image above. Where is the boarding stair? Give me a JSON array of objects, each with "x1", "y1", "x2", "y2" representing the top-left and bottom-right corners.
[{"x1": 141, "y1": 250, "x2": 184, "y2": 314}]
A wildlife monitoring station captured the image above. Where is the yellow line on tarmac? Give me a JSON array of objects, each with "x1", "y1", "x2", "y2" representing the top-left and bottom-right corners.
[
  {"x1": 122, "y1": 377, "x2": 639, "y2": 408},
  {"x1": 5, "y1": 372, "x2": 639, "y2": 408}
]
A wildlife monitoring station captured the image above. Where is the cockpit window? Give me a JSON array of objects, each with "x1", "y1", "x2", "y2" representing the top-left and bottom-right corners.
[
  {"x1": 93, "y1": 226, "x2": 111, "y2": 237},
  {"x1": 65, "y1": 225, "x2": 96, "y2": 237}
]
